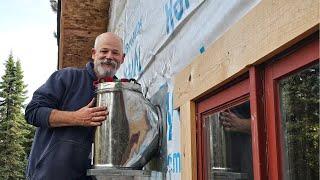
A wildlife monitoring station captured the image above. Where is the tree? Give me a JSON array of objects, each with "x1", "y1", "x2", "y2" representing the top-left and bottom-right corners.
[
  {"x1": 0, "y1": 53, "x2": 33, "y2": 179},
  {"x1": 49, "y1": 0, "x2": 58, "y2": 39},
  {"x1": 50, "y1": 0, "x2": 58, "y2": 12}
]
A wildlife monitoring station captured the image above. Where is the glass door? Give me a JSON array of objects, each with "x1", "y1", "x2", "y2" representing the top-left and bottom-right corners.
[{"x1": 265, "y1": 36, "x2": 319, "y2": 180}]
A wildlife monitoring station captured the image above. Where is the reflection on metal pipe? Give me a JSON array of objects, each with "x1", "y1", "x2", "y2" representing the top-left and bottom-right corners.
[{"x1": 93, "y1": 82, "x2": 161, "y2": 169}]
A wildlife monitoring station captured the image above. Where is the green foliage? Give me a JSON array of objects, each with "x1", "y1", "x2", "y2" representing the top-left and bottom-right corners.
[
  {"x1": 280, "y1": 63, "x2": 319, "y2": 180},
  {"x1": 0, "y1": 53, "x2": 35, "y2": 179}
]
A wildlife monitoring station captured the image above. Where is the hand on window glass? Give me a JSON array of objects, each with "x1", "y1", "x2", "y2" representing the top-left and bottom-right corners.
[{"x1": 220, "y1": 110, "x2": 251, "y2": 134}]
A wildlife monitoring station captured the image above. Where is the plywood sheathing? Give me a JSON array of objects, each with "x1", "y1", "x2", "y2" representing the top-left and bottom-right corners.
[{"x1": 174, "y1": 0, "x2": 319, "y2": 109}]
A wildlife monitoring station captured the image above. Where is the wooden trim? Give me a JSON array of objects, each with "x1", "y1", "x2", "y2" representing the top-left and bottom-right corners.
[
  {"x1": 265, "y1": 38, "x2": 319, "y2": 180},
  {"x1": 268, "y1": 39, "x2": 319, "y2": 80},
  {"x1": 196, "y1": 110, "x2": 203, "y2": 180},
  {"x1": 198, "y1": 113, "x2": 205, "y2": 180},
  {"x1": 249, "y1": 66, "x2": 267, "y2": 180},
  {"x1": 201, "y1": 94, "x2": 249, "y2": 118},
  {"x1": 265, "y1": 69, "x2": 281, "y2": 180},
  {"x1": 180, "y1": 101, "x2": 197, "y2": 180},
  {"x1": 173, "y1": 0, "x2": 319, "y2": 109},
  {"x1": 197, "y1": 79, "x2": 249, "y2": 114}
]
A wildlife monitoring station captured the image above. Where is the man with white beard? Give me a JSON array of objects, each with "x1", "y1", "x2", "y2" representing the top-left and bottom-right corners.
[{"x1": 25, "y1": 32, "x2": 125, "y2": 180}]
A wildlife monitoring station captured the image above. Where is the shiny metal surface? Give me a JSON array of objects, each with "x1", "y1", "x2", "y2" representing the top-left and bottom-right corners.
[
  {"x1": 94, "y1": 82, "x2": 160, "y2": 169},
  {"x1": 211, "y1": 170, "x2": 248, "y2": 180},
  {"x1": 87, "y1": 168, "x2": 163, "y2": 180},
  {"x1": 143, "y1": 85, "x2": 168, "y2": 173}
]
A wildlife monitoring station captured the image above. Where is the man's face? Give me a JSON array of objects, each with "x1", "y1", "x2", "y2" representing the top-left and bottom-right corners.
[{"x1": 92, "y1": 35, "x2": 124, "y2": 78}]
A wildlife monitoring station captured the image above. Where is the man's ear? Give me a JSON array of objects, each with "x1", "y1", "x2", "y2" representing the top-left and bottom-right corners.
[{"x1": 91, "y1": 48, "x2": 96, "y2": 59}]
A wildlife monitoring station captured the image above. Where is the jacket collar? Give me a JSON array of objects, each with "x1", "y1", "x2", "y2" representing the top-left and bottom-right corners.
[{"x1": 86, "y1": 60, "x2": 97, "y2": 80}]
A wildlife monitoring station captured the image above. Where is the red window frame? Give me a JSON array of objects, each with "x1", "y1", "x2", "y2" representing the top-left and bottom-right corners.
[
  {"x1": 196, "y1": 78, "x2": 253, "y2": 180},
  {"x1": 196, "y1": 33, "x2": 318, "y2": 180},
  {"x1": 264, "y1": 36, "x2": 319, "y2": 180},
  {"x1": 196, "y1": 74, "x2": 267, "y2": 180}
]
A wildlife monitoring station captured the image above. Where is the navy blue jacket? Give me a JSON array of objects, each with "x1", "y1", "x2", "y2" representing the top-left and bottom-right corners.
[{"x1": 25, "y1": 62, "x2": 97, "y2": 179}]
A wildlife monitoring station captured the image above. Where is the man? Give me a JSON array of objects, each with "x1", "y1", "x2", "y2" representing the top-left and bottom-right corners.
[{"x1": 25, "y1": 32, "x2": 125, "y2": 179}]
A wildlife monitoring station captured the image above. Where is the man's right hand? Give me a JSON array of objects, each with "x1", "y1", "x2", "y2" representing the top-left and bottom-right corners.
[
  {"x1": 49, "y1": 98, "x2": 108, "y2": 127},
  {"x1": 74, "y1": 98, "x2": 108, "y2": 126}
]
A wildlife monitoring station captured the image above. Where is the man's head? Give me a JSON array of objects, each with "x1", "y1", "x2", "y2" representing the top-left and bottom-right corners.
[{"x1": 92, "y1": 32, "x2": 125, "y2": 78}]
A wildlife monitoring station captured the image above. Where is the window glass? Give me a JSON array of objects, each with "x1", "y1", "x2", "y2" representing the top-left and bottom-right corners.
[
  {"x1": 279, "y1": 63, "x2": 319, "y2": 180},
  {"x1": 203, "y1": 101, "x2": 253, "y2": 180}
]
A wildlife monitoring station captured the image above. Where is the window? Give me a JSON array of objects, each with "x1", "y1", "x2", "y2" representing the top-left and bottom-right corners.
[
  {"x1": 197, "y1": 78, "x2": 255, "y2": 180},
  {"x1": 279, "y1": 64, "x2": 319, "y2": 180},
  {"x1": 265, "y1": 35, "x2": 319, "y2": 180},
  {"x1": 203, "y1": 101, "x2": 253, "y2": 180},
  {"x1": 196, "y1": 33, "x2": 319, "y2": 180}
]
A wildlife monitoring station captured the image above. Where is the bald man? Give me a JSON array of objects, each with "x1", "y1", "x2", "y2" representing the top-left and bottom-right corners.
[{"x1": 25, "y1": 32, "x2": 125, "y2": 179}]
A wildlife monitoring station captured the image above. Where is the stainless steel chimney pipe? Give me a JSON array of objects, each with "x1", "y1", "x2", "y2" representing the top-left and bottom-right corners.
[{"x1": 93, "y1": 81, "x2": 161, "y2": 169}]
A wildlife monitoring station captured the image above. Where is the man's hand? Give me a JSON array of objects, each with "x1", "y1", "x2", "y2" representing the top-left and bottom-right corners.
[
  {"x1": 74, "y1": 98, "x2": 108, "y2": 126},
  {"x1": 219, "y1": 110, "x2": 251, "y2": 134},
  {"x1": 49, "y1": 98, "x2": 108, "y2": 127}
]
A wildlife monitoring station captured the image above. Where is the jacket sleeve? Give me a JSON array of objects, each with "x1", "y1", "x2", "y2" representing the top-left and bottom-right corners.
[{"x1": 25, "y1": 70, "x2": 68, "y2": 128}]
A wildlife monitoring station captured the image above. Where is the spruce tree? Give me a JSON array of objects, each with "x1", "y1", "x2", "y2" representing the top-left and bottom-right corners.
[
  {"x1": 0, "y1": 53, "x2": 32, "y2": 179},
  {"x1": 15, "y1": 60, "x2": 35, "y2": 157}
]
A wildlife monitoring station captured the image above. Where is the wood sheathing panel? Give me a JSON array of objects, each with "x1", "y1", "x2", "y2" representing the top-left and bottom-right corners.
[
  {"x1": 59, "y1": 0, "x2": 111, "y2": 69},
  {"x1": 173, "y1": 0, "x2": 319, "y2": 109}
]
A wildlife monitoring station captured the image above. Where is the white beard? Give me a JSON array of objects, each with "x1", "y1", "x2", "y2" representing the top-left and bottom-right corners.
[{"x1": 94, "y1": 59, "x2": 119, "y2": 78}]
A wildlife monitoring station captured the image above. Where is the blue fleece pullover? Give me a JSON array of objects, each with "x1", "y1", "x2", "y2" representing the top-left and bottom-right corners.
[{"x1": 25, "y1": 61, "x2": 98, "y2": 180}]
